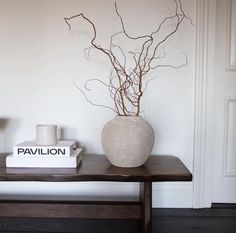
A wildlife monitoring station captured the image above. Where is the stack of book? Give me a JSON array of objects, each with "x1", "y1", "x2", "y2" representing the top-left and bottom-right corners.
[{"x1": 6, "y1": 140, "x2": 83, "y2": 168}]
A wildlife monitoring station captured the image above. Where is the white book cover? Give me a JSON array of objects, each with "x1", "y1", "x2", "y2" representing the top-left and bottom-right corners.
[
  {"x1": 6, "y1": 148, "x2": 83, "y2": 168},
  {"x1": 13, "y1": 140, "x2": 76, "y2": 157}
]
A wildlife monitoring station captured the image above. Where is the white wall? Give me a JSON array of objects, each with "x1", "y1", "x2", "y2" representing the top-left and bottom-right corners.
[{"x1": 0, "y1": 0, "x2": 196, "y2": 207}]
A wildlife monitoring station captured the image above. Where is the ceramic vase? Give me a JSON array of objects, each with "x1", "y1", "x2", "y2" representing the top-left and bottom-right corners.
[{"x1": 101, "y1": 116, "x2": 155, "y2": 168}]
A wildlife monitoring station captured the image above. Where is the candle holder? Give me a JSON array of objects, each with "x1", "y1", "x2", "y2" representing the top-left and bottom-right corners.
[{"x1": 36, "y1": 124, "x2": 58, "y2": 146}]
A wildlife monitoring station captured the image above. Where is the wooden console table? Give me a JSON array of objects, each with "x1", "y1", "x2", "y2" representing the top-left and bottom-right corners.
[{"x1": 0, "y1": 154, "x2": 192, "y2": 233}]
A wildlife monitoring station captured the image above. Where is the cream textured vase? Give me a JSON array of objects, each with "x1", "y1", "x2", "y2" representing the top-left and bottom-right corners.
[{"x1": 101, "y1": 116, "x2": 155, "y2": 168}]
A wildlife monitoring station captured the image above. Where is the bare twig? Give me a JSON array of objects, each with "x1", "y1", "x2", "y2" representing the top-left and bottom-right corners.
[{"x1": 73, "y1": 79, "x2": 116, "y2": 113}]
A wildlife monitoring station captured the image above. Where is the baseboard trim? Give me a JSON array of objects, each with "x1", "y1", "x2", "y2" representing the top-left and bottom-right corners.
[
  {"x1": 153, "y1": 206, "x2": 236, "y2": 217},
  {"x1": 211, "y1": 203, "x2": 236, "y2": 209}
]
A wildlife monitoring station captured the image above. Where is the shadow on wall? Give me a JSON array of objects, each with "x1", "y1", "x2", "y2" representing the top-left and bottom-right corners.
[
  {"x1": 0, "y1": 118, "x2": 9, "y2": 153},
  {"x1": 0, "y1": 118, "x2": 21, "y2": 153},
  {"x1": 0, "y1": 118, "x2": 9, "y2": 130},
  {"x1": 59, "y1": 127, "x2": 77, "y2": 142},
  {"x1": 59, "y1": 126, "x2": 87, "y2": 153}
]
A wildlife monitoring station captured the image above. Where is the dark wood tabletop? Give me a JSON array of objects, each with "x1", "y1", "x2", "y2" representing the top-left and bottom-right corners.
[{"x1": 0, "y1": 154, "x2": 192, "y2": 182}]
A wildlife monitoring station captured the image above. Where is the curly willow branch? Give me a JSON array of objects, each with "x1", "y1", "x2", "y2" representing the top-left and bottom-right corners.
[{"x1": 65, "y1": 0, "x2": 191, "y2": 116}]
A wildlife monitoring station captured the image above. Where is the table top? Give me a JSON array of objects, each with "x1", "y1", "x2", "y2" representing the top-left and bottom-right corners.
[{"x1": 0, "y1": 154, "x2": 192, "y2": 182}]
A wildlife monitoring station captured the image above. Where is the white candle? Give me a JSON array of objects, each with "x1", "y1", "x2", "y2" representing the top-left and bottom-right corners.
[{"x1": 36, "y1": 124, "x2": 58, "y2": 146}]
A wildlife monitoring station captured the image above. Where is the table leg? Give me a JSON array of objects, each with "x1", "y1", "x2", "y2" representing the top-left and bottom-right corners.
[{"x1": 140, "y1": 182, "x2": 152, "y2": 233}]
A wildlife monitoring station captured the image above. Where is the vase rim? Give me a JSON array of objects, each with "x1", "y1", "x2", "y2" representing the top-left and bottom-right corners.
[{"x1": 115, "y1": 115, "x2": 143, "y2": 118}]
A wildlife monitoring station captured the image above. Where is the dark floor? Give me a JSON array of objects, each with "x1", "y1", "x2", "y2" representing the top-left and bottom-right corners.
[{"x1": 0, "y1": 205, "x2": 235, "y2": 233}]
